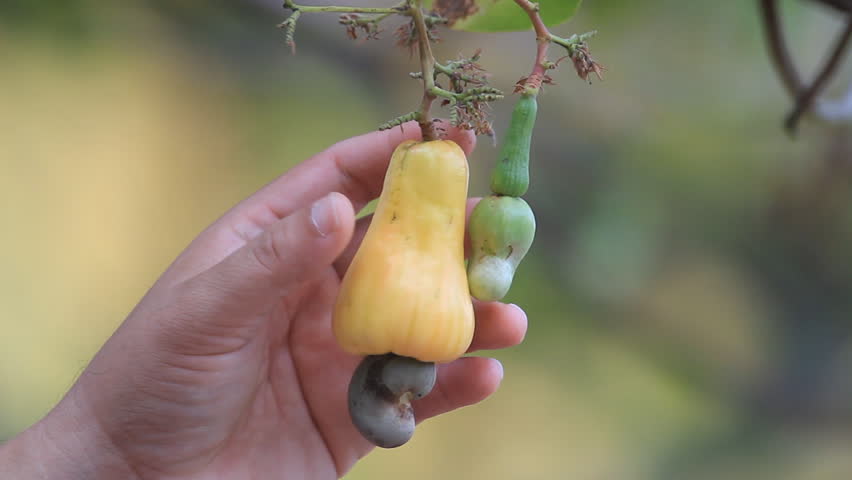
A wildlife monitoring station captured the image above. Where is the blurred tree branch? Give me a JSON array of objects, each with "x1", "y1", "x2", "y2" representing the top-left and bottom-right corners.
[
  {"x1": 759, "y1": 0, "x2": 852, "y2": 134},
  {"x1": 759, "y1": 0, "x2": 802, "y2": 97},
  {"x1": 811, "y1": 0, "x2": 852, "y2": 12},
  {"x1": 785, "y1": 16, "x2": 852, "y2": 132}
]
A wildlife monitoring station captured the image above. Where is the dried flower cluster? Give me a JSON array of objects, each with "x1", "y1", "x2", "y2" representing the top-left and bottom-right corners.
[
  {"x1": 513, "y1": 73, "x2": 557, "y2": 93},
  {"x1": 339, "y1": 14, "x2": 382, "y2": 41},
  {"x1": 279, "y1": 0, "x2": 604, "y2": 138},
  {"x1": 451, "y1": 97, "x2": 496, "y2": 136},
  {"x1": 436, "y1": 51, "x2": 501, "y2": 136},
  {"x1": 394, "y1": 16, "x2": 445, "y2": 54},
  {"x1": 571, "y1": 43, "x2": 606, "y2": 83},
  {"x1": 443, "y1": 50, "x2": 490, "y2": 93},
  {"x1": 431, "y1": 0, "x2": 479, "y2": 26}
]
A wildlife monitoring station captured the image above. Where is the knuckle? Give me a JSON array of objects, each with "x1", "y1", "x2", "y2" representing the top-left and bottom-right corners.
[{"x1": 250, "y1": 226, "x2": 289, "y2": 276}]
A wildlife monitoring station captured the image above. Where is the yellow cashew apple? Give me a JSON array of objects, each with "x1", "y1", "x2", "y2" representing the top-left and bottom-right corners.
[{"x1": 332, "y1": 139, "x2": 475, "y2": 363}]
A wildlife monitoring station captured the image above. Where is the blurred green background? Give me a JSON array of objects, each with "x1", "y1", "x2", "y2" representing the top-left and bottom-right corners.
[{"x1": 3, "y1": 1, "x2": 852, "y2": 478}]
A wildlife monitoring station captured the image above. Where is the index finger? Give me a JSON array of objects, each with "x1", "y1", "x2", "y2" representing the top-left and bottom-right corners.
[{"x1": 155, "y1": 121, "x2": 476, "y2": 289}]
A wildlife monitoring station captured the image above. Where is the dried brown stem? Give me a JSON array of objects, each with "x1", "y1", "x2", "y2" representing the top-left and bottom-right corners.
[
  {"x1": 759, "y1": 0, "x2": 803, "y2": 97},
  {"x1": 808, "y1": 0, "x2": 852, "y2": 13},
  {"x1": 760, "y1": 0, "x2": 852, "y2": 133},
  {"x1": 785, "y1": 15, "x2": 852, "y2": 133}
]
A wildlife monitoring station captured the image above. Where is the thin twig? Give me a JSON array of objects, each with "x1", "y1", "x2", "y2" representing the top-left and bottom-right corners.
[
  {"x1": 808, "y1": 0, "x2": 852, "y2": 13},
  {"x1": 786, "y1": 15, "x2": 852, "y2": 133},
  {"x1": 283, "y1": 0, "x2": 404, "y2": 15},
  {"x1": 512, "y1": 0, "x2": 552, "y2": 93},
  {"x1": 512, "y1": 1, "x2": 602, "y2": 90},
  {"x1": 759, "y1": 0, "x2": 803, "y2": 98},
  {"x1": 411, "y1": 0, "x2": 439, "y2": 140}
]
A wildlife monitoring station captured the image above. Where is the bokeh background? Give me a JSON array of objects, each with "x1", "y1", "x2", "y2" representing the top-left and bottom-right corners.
[{"x1": 3, "y1": 1, "x2": 852, "y2": 478}]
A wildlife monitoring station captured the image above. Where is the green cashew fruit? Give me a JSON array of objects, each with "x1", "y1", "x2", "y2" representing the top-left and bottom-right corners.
[
  {"x1": 467, "y1": 195, "x2": 536, "y2": 302},
  {"x1": 490, "y1": 93, "x2": 538, "y2": 197}
]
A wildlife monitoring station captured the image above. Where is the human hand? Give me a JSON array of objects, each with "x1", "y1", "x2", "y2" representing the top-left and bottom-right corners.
[{"x1": 0, "y1": 123, "x2": 528, "y2": 479}]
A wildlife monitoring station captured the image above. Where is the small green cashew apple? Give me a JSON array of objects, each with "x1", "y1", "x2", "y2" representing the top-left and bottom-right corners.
[
  {"x1": 467, "y1": 195, "x2": 536, "y2": 302},
  {"x1": 490, "y1": 93, "x2": 538, "y2": 197}
]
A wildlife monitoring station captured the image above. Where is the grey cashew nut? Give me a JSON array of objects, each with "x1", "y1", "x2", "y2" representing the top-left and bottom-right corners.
[{"x1": 348, "y1": 354, "x2": 437, "y2": 448}]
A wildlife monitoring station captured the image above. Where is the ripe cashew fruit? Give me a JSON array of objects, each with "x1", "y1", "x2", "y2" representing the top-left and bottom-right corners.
[
  {"x1": 467, "y1": 195, "x2": 536, "y2": 302},
  {"x1": 333, "y1": 139, "x2": 475, "y2": 363}
]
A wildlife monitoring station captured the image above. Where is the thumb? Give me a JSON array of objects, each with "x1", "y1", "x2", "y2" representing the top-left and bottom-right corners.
[{"x1": 181, "y1": 192, "x2": 355, "y2": 319}]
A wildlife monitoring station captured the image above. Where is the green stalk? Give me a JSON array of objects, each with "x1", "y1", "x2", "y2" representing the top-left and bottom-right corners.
[{"x1": 283, "y1": 0, "x2": 404, "y2": 15}]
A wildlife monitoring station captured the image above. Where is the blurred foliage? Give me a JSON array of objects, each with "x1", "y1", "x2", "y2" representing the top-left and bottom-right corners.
[
  {"x1": 423, "y1": 0, "x2": 581, "y2": 32},
  {"x1": 2, "y1": 1, "x2": 852, "y2": 479}
]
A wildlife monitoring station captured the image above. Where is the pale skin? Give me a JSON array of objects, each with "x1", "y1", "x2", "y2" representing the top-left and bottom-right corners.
[{"x1": 0, "y1": 122, "x2": 528, "y2": 479}]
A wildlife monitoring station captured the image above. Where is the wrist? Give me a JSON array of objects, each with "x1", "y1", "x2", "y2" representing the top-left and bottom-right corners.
[{"x1": 0, "y1": 388, "x2": 138, "y2": 480}]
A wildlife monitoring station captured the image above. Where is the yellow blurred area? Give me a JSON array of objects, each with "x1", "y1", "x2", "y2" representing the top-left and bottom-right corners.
[{"x1": 0, "y1": 17, "x2": 377, "y2": 432}]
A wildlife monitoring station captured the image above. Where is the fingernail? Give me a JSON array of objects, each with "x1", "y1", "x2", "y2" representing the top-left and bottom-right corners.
[
  {"x1": 311, "y1": 194, "x2": 339, "y2": 237},
  {"x1": 509, "y1": 303, "x2": 528, "y2": 320},
  {"x1": 493, "y1": 359, "x2": 504, "y2": 381}
]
